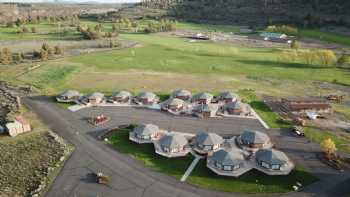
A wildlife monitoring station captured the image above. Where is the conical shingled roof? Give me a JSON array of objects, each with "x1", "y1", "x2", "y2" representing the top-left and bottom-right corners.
[
  {"x1": 159, "y1": 134, "x2": 188, "y2": 149},
  {"x1": 255, "y1": 149, "x2": 289, "y2": 165},
  {"x1": 240, "y1": 130, "x2": 270, "y2": 144},
  {"x1": 195, "y1": 132, "x2": 224, "y2": 146},
  {"x1": 133, "y1": 124, "x2": 159, "y2": 136},
  {"x1": 211, "y1": 149, "x2": 245, "y2": 166}
]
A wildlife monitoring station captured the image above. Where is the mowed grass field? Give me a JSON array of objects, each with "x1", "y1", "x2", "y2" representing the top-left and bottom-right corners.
[{"x1": 12, "y1": 33, "x2": 350, "y2": 92}]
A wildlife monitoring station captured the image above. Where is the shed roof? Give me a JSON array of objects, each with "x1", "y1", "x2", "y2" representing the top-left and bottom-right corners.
[
  {"x1": 138, "y1": 92, "x2": 157, "y2": 100},
  {"x1": 87, "y1": 92, "x2": 104, "y2": 99},
  {"x1": 164, "y1": 98, "x2": 185, "y2": 106},
  {"x1": 133, "y1": 124, "x2": 159, "y2": 136},
  {"x1": 224, "y1": 102, "x2": 242, "y2": 110},
  {"x1": 211, "y1": 149, "x2": 245, "y2": 166},
  {"x1": 159, "y1": 133, "x2": 188, "y2": 149},
  {"x1": 240, "y1": 130, "x2": 270, "y2": 144},
  {"x1": 195, "y1": 132, "x2": 223, "y2": 146},
  {"x1": 193, "y1": 92, "x2": 213, "y2": 100},
  {"x1": 219, "y1": 92, "x2": 238, "y2": 100},
  {"x1": 60, "y1": 90, "x2": 80, "y2": 97},
  {"x1": 256, "y1": 149, "x2": 289, "y2": 165},
  {"x1": 112, "y1": 90, "x2": 132, "y2": 98}
]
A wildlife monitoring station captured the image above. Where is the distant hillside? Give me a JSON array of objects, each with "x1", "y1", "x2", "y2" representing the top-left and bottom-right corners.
[{"x1": 141, "y1": 0, "x2": 350, "y2": 27}]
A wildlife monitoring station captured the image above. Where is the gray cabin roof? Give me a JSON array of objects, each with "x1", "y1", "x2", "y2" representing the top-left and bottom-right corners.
[
  {"x1": 112, "y1": 90, "x2": 132, "y2": 98},
  {"x1": 256, "y1": 149, "x2": 289, "y2": 165},
  {"x1": 195, "y1": 104, "x2": 218, "y2": 112},
  {"x1": 87, "y1": 92, "x2": 104, "y2": 99},
  {"x1": 60, "y1": 90, "x2": 80, "y2": 97},
  {"x1": 159, "y1": 133, "x2": 188, "y2": 149},
  {"x1": 138, "y1": 92, "x2": 157, "y2": 100},
  {"x1": 193, "y1": 92, "x2": 213, "y2": 100},
  {"x1": 133, "y1": 124, "x2": 159, "y2": 136},
  {"x1": 172, "y1": 89, "x2": 192, "y2": 97},
  {"x1": 211, "y1": 149, "x2": 244, "y2": 166},
  {"x1": 219, "y1": 92, "x2": 238, "y2": 100},
  {"x1": 240, "y1": 130, "x2": 270, "y2": 144},
  {"x1": 224, "y1": 101, "x2": 242, "y2": 110},
  {"x1": 164, "y1": 98, "x2": 185, "y2": 106},
  {"x1": 195, "y1": 132, "x2": 223, "y2": 146}
]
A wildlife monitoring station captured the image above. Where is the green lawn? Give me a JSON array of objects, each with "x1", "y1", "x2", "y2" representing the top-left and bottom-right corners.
[
  {"x1": 108, "y1": 128, "x2": 193, "y2": 179},
  {"x1": 303, "y1": 127, "x2": 350, "y2": 153},
  {"x1": 299, "y1": 29, "x2": 350, "y2": 47},
  {"x1": 238, "y1": 89, "x2": 292, "y2": 129},
  {"x1": 108, "y1": 128, "x2": 318, "y2": 194},
  {"x1": 187, "y1": 160, "x2": 318, "y2": 194}
]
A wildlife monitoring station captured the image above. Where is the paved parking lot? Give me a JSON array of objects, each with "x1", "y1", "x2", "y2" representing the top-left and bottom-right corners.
[{"x1": 23, "y1": 96, "x2": 350, "y2": 197}]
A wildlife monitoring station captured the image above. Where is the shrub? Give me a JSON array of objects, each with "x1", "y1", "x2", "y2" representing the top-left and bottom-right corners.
[
  {"x1": 13, "y1": 53, "x2": 23, "y2": 63},
  {"x1": 337, "y1": 55, "x2": 350, "y2": 67},
  {"x1": 316, "y1": 50, "x2": 337, "y2": 67},
  {"x1": 290, "y1": 40, "x2": 300, "y2": 50},
  {"x1": 6, "y1": 22, "x2": 16, "y2": 28},
  {"x1": 22, "y1": 26, "x2": 29, "y2": 33},
  {"x1": 42, "y1": 43, "x2": 50, "y2": 51},
  {"x1": 54, "y1": 45, "x2": 64, "y2": 55},
  {"x1": 31, "y1": 27, "x2": 37, "y2": 33},
  {"x1": 266, "y1": 25, "x2": 298, "y2": 35},
  {"x1": 0, "y1": 48, "x2": 13, "y2": 64},
  {"x1": 39, "y1": 49, "x2": 49, "y2": 60}
]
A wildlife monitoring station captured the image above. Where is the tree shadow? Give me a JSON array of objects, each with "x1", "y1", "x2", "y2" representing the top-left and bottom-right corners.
[{"x1": 237, "y1": 59, "x2": 329, "y2": 69}]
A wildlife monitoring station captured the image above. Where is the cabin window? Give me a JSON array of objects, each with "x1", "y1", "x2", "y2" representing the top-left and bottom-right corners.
[
  {"x1": 223, "y1": 165, "x2": 233, "y2": 171},
  {"x1": 271, "y1": 164, "x2": 280, "y2": 170},
  {"x1": 261, "y1": 161, "x2": 270, "y2": 169}
]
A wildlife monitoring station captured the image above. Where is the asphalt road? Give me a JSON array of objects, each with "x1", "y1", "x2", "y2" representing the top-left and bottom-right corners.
[{"x1": 23, "y1": 96, "x2": 350, "y2": 197}]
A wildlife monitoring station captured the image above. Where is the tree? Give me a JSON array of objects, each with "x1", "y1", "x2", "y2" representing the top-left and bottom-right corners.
[
  {"x1": 31, "y1": 27, "x2": 37, "y2": 33},
  {"x1": 42, "y1": 43, "x2": 50, "y2": 51},
  {"x1": 13, "y1": 53, "x2": 23, "y2": 63},
  {"x1": 337, "y1": 55, "x2": 350, "y2": 67},
  {"x1": 22, "y1": 26, "x2": 29, "y2": 33},
  {"x1": 39, "y1": 49, "x2": 49, "y2": 61},
  {"x1": 290, "y1": 40, "x2": 300, "y2": 50},
  {"x1": 321, "y1": 138, "x2": 337, "y2": 159},
  {"x1": 15, "y1": 18, "x2": 24, "y2": 27},
  {"x1": 316, "y1": 50, "x2": 337, "y2": 67},
  {"x1": 0, "y1": 48, "x2": 13, "y2": 64},
  {"x1": 54, "y1": 45, "x2": 64, "y2": 55}
]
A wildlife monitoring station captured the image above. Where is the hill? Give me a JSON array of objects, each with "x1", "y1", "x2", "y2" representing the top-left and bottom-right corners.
[{"x1": 142, "y1": 0, "x2": 350, "y2": 27}]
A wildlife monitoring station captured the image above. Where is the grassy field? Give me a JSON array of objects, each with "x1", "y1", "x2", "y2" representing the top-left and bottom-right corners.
[
  {"x1": 108, "y1": 127, "x2": 194, "y2": 179},
  {"x1": 108, "y1": 128, "x2": 318, "y2": 194},
  {"x1": 0, "y1": 108, "x2": 69, "y2": 197},
  {"x1": 299, "y1": 29, "x2": 350, "y2": 47}
]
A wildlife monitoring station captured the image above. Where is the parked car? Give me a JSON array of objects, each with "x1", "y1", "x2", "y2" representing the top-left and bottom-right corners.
[{"x1": 291, "y1": 126, "x2": 305, "y2": 137}]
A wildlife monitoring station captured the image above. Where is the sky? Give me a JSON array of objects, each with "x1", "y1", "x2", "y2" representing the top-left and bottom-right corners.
[{"x1": 0, "y1": 0, "x2": 140, "y2": 3}]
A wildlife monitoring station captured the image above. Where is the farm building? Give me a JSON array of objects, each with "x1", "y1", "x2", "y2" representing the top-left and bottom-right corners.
[
  {"x1": 207, "y1": 149, "x2": 250, "y2": 177},
  {"x1": 260, "y1": 32, "x2": 287, "y2": 40},
  {"x1": 154, "y1": 133, "x2": 190, "y2": 158},
  {"x1": 236, "y1": 130, "x2": 272, "y2": 150},
  {"x1": 255, "y1": 149, "x2": 294, "y2": 175},
  {"x1": 135, "y1": 92, "x2": 159, "y2": 105},
  {"x1": 161, "y1": 98, "x2": 185, "y2": 112},
  {"x1": 223, "y1": 101, "x2": 243, "y2": 115},
  {"x1": 171, "y1": 89, "x2": 192, "y2": 101},
  {"x1": 218, "y1": 92, "x2": 238, "y2": 103},
  {"x1": 192, "y1": 132, "x2": 224, "y2": 154},
  {"x1": 82, "y1": 92, "x2": 105, "y2": 105},
  {"x1": 129, "y1": 124, "x2": 162, "y2": 143},
  {"x1": 192, "y1": 92, "x2": 213, "y2": 104},
  {"x1": 281, "y1": 97, "x2": 331, "y2": 113},
  {"x1": 56, "y1": 90, "x2": 81, "y2": 103},
  {"x1": 109, "y1": 90, "x2": 132, "y2": 103},
  {"x1": 5, "y1": 116, "x2": 31, "y2": 137},
  {"x1": 192, "y1": 104, "x2": 218, "y2": 118}
]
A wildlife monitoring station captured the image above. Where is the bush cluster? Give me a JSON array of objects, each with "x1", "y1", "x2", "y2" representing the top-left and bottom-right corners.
[{"x1": 266, "y1": 25, "x2": 298, "y2": 36}]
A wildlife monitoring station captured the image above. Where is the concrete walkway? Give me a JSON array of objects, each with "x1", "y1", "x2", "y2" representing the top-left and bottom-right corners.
[{"x1": 180, "y1": 156, "x2": 202, "y2": 182}]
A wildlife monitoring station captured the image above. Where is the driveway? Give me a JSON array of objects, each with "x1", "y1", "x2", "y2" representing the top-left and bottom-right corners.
[{"x1": 23, "y1": 96, "x2": 350, "y2": 197}]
